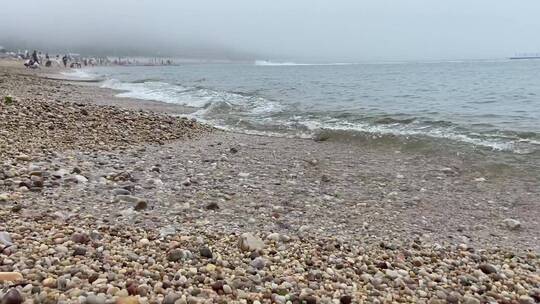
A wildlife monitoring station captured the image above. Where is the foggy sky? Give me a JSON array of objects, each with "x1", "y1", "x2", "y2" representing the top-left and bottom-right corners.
[{"x1": 1, "y1": 0, "x2": 540, "y2": 62}]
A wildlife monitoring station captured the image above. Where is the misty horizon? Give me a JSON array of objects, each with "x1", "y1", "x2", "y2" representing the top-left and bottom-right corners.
[{"x1": 1, "y1": 0, "x2": 540, "y2": 62}]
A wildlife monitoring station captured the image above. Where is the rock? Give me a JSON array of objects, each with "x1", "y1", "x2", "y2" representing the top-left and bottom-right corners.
[
  {"x1": 0, "y1": 231, "x2": 13, "y2": 246},
  {"x1": 116, "y1": 297, "x2": 139, "y2": 304},
  {"x1": 16, "y1": 154, "x2": 30, "y2": 161},
  {"x1": 229, "y1": 147, "x2": 238, "y2": 154},
  {"x1": 211, "y1": 281, "x2": 224, "y2": 292},
  {"x1": 298, "y1": 225, "x2": 310, "y2": 233},
  {"x1": 168, "y1": 249, "x2": 191, "y2": 262},
  {"x1": 159, "y1": 226, "x2": 176, "y2": 238},
  {"x1": 112, "y1": 188, "x2": 131, "y2": 196},
  {"x1": 479, "y1": 263, "x2": 498, "y2": 274},
  {"x1": 223, "y1": 284, "x2": 232, "y2": 294},
  {"x1": 205, "y1": 202, "x2": 219, "y2": 210},
  {"x1": 42, "y1": 277, "x2": 57, "y2": 288},
  {"x1": 266, "y1": 232, "x2": 281, "y2": 242},
  {"x1": 463, "y1": 296, "x2": 480, "y2": 304},
  {"x1": 74, "y1": 174, "x2": 88, "y2": 183},
  {"x1": 250, "y1": 257, "x2": 266, "y2": 270},
  {"x1": 199, "y1": 246, "x2": 213, "y2": 259},
  {"x1": 446, "y1": 292, "x2": 461, "y2": 304},
  {"x1": 2, "y1": 289, "x2": 23, "y2": 304},
  {"x1": 134, "y1": 200, "x2": 148, "y2": 211},
  {"x1": 503, "y1": 218, "x2": 521, "y2": 230},
  {"x1": 71, "y1": 232, "x2": 90, "y2": 244},
  {"x1": 518, "y1": 296, "x2": 535, "y2": 304},
  {"x1": 163, "y1": 293, "x2": 182, "y2": 304},
  {"x1": 0, "y1": 193, "x2": 9, "y2": 202},
  {"x1": 52, "y1": 169, "x2": 69, "y2": 178},
  {"x1": 73, "y1": 246, "x2": 87, "y2": 256},
  {"x1": 340, "y1": 295, "x2": 353, "y2": 304},
  {"x1": 86, "y1": 294, "x2": 106, "y2": 304},
  {"x1": 238, "y1": 233, "x2": 265, "y2": 252},
  {"x1": 115, "y1": 195, "x2": 144, "y2": 204},
  {"x1": 0, "y1": 272, "x2": 23, "y2": 282}
]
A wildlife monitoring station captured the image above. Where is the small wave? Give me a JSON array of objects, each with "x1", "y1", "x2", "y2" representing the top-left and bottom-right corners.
[
  {"x1": 60, "y1": 69, "x2": 100, "y2": 81},
  {"x1": 374, "y1": 117, "x2": 416, "y2": 125},
  {"x1": 100, "y1": 78, "x2": 284, "y2": 115},
  {"x1": 296, "y1": 119, "x2": 519, "y2": 152},
  {"x1": 254, "y1": 60, "x2": 354, "y2": 66}
]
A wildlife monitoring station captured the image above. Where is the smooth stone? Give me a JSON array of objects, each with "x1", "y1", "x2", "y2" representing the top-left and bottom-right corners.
[
  {"x1": 163, "y1": 293, "x2": 181, "y2": 304},
  {"x1": 0, "y1": 231, "x2": 13, "y2": 246},
  {"x1": 86, "y1": 294, "x2": 106, "y2": 304},
  {"x1": 250, "y1": 257, "x2": 266, "y2": 270},
  {"x1": 112, "y1": 188, "x2": 131, "y2": 196},
  {"x1": 503, "y1": 218, "x2": 521, "y2": 230},
  {"x1": 0, "y1": 272, "x2": 23, "y2": 282},
  {"x1": 479, "y1": 263, "x2": 498, "y2": 274},
  {"x1": 238, "y1": 233, "x2": 265, "y2": 252},
  {"x1": 3, "y1": 289, "x2": 23, "y2": 304},
  {"x1": 199, "y1": 246, "x2": 213, "y2": 259}
]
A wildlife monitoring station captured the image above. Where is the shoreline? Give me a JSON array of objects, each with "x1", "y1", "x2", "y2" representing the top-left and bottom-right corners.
[{"x1": 1, "y1": 60, "x2": 539, "y2": 303}]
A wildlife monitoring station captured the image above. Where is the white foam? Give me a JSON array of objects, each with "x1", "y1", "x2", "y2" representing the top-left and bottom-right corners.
[
  {"x1": 296, "y1": 118, "x2": 518, "y2": 152},
  {"x1": 254, "y1": 60, "x2": 353, "y2": 66},
  {"x1": 60, "y1": 69, "x2": 98, "y2": 80},
  {"x1": 100, "y1": 78, "x2": 284, "y2": 114}
]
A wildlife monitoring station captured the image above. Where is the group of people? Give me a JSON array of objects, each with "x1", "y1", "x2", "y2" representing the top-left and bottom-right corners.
[{"x1": 20, "y1": 49, "x2": 105, "y2": 69}]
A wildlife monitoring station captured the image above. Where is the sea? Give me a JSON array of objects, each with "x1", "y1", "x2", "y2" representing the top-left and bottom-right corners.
[{"x1": 65, "y1": 59, "x2": 540, "y2": 158}]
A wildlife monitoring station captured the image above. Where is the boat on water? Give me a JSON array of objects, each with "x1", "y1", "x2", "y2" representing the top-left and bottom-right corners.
[{"x1": 509, "y1": 53, "x2": 540, "y2": 60}]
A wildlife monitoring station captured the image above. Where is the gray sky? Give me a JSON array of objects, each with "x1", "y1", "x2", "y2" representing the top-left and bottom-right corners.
[{"x1": 1, "y1": 0, "x2": 539, "y2": 61}]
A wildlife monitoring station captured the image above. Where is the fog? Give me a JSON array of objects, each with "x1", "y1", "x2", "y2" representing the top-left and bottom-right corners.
[{"x1": 1, "y1": 0, "x2": 539, "y2": 62}]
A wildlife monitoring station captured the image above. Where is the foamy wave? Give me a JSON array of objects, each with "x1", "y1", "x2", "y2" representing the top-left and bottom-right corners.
[
  {"x1": 60, "y1": 69, "x2": 99, "y2": 80},
  {"x1": 100, "y1": 79, "x2": 284, "y2": 114},
  {"x1": 295, "y1": 119, "x2": 520, "y2": 152}
]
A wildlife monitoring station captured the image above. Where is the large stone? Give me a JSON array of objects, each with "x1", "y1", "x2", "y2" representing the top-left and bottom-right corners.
[
  {"x1": 0, "y1": 193, "x2": 9, "y2": 202},
  {"x1": 479, "y1": 263, "x2": 498, "y2": 274},
  {"x1": 238, "y1": 233, "x2": 265, "y2": 252},
  {"x1": 168, "y1": 249, "x2": 192, "y2": 262},
  {"x1": 0, "y1": 231, "x2": 13, "y2": 246},
  {"x1": 2, "y1": 288, "x2": 23, "y2": 304},
  {"x1": 163, "y1": 293, "x2": 182, "y2": 304},
  {"x1": 116, "y1": 297, "x2": 139, "y2": 304},
  {"x1": 0, "y1": 272, "x2": 23, "y2": 282},
  {"x1": 86, "y1": 294, "x2": 106, "y2": 304},
  {"x1": 503, "y1": 218, "x2": 521, "y2": 230},
  {"x1": 250, "y1": 257, "x2": 266, "y2": 270},
  {"x1": 115, "y1": 195, "x2": 144, "y2": 204}
]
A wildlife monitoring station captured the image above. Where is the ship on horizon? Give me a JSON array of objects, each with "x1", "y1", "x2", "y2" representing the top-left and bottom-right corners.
[{"x1": 509, "y1": 53, "x2": 540, "y2": 60}]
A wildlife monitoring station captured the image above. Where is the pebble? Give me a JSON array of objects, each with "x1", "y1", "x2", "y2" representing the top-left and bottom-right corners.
[
  {"x1": 238, "y1": 233, "x2": 265, "y2": 252},
  {"x1": 250, "y1": 257, "x2": 266, "y2": 270},
  {"x1": 479, "y1": 263, "x2": 498, "y2": 274},
  {"x1": 0, "y1": 272, "x2": 23, "y2": 282},
  {"x1": 503, "y1": 218, "x2": 521, "y2": 230},
  {"x1": 0, "y1": 231, "x2": 13, "y2": 246},
  {"x1": 85, "y1": 294, "x2": 106, "y2": 304},
  {"x1": 199, "y1": 246, "x2": 213, "y2": 259},
  {"x1": 2, "y1": 289, "x2": 23, "y2": 304}
]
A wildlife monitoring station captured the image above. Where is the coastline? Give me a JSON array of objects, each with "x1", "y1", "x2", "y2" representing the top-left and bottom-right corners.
[{"x1": 1, "y1": 60, "x2": 539, "y2": 303}]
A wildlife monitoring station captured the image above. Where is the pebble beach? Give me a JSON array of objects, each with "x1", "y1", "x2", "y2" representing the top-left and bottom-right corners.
[{"x1": 0, "y1": 60, "x2": 539, "y2": 303}]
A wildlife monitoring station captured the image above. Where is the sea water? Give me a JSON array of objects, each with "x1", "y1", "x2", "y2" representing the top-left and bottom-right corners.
[{"x1": 70, "y1": 59, "x2": 540, "y2": 155}]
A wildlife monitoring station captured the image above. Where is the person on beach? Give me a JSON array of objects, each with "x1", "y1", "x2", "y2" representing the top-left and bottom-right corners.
[
  {"x1": 62, "y1": 55, "x2": 68, "y2": 68},
  {"x1": 32, "y1": 50, "x2": 39, "y2": 64}
]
